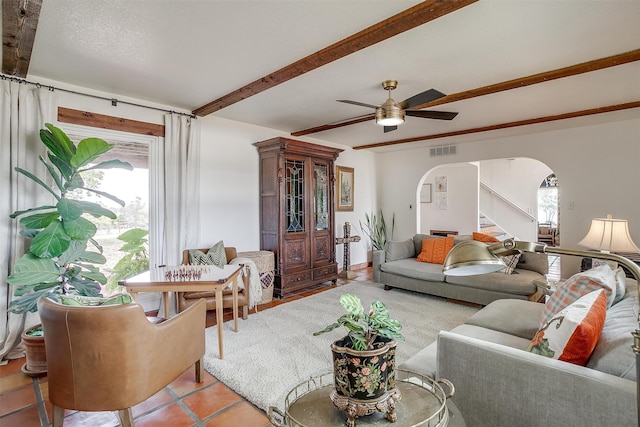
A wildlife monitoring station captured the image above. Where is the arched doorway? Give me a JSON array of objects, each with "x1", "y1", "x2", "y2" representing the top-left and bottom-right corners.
[{"x1": 537, "y1": 173, "x2": 559, "y2": 246}]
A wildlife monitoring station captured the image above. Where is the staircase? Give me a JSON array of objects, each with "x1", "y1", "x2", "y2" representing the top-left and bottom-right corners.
[{"x1": 479, "y1": 214, "x2": 509, "y2": 241}]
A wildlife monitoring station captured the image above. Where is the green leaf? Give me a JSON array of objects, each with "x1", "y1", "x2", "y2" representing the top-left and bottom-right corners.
[
  {"x1": 9, "y1": 288, "x2": 60, "y2": 314},
  {"x1": 57, "y1": 199, "x2": 84, "y2": 221},
  {"x1": 74, "y1": 270, "x2": 107, "y2": 285},
  {"x1": 19, "y1": 212, "x2": 60, "y2": 229},
  {"x1": 339, "y1": 294, "x2": 364, "y2": 317},
  {"x1": 63, "y1": 216, "x2": 97, "y2": 240},
  {"x1": 40, "y1": 126, "x2": 71, "y2": 162},
  {"x1": 29, "y1": 221, "x2": 71, "y2": 258},
  {"x1": 58, "y1": 240, "x2": 86, "y2": 265},
  {"x1": 7, "y1": 255, "x2": 61, "y2": 287},
  {"x1": 14, "y1": 167, "x2": 60, "y2": 201},
  {"x1": 67, "y1": 277, "x2": 103, "y2": 296},
  {"x1": 67, "y1": 173, "x2": 85, "y2": 191},
  {"x1": 81, "y1": 187, "x2": 125, "y2": 207},
  {"x1": 71, "y1": 138, "x2": 112, "y2": 168},
  {"x1": 85, "y1": 158, "x2": 134, "y2": 172},
  {"x1": 48, "y1": 152, "x2": 73, "y2": 181},
  {"x1": 77, "y1": 250, "x2": 106, "y2": 265},
  {"x1": 73, "y1": 200, "x2": 117, "y2": 219},
  {"x1": 10, "y1": 205, "x2": 57, "y2": 220},
  {"x1": 118, "y1": 228, "x2": 148, "y2": 241},
  {"x1": 45, "y1": 123, "x2": 76, "y2": 158},
  {"x1": 39, "y1": 155, "x2": 64, "y2": 192}
]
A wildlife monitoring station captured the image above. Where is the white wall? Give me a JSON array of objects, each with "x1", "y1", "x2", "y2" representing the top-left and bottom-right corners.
[
  {"x1": 376, "y1": 113, "x2": 640, "y2": 278},
  {"x1": 419, "y1": 163, "x2": 479, "y2": 235}
]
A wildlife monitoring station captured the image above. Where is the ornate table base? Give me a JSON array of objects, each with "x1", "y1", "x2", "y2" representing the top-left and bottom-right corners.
[{"x1": 330, "y1": 387, "x2": 402, "y2": 427}]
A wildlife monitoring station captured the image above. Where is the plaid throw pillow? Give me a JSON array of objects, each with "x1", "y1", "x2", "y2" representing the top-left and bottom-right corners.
[
  {"x1": 501, "y1": 253, "x2": 521, "y2": 275},
  {"x1": 189, "y1": 240, "x2": 227, "y2": 267},
  {"x1": 539, "y1": 265, "x2": 616, "y2": 328}
]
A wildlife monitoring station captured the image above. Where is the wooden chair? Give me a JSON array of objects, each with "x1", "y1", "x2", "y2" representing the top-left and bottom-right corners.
[
  {"x1": 538, "y1": 223, "x2": 557, "y2": 246},
  {"x1": 38, "y1": 297, "x2": 206, "y2": 427},
  {"x1": 178, "y1": 247, "x2": 250, "y2": 319}
]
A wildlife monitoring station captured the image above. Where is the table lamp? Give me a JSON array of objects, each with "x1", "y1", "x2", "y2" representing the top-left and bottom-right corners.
[
  {"x1": 578, "y1": 214, "x2": 640, "y2": 253},
  {"x1": 442, "y1": 237, "x2": 640, "y2": 423}
]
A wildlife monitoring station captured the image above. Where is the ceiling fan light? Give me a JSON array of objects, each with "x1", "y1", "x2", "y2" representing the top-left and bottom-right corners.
[{"x1": 376, "y1": 105, "x2": 405, "y2": 126}]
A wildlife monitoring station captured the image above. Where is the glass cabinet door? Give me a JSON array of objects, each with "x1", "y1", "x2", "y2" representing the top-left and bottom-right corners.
[
  {"x1": 314, "y1": 163, "x2": 329, "y2": 230},
  {"x1": 286, "y1": 159, "x2": 305, "y2": 232}
]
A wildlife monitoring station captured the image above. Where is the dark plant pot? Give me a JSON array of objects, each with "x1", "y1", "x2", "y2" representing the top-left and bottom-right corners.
[
  {"x1": 331, "y1": 336, "x2": 397, "y2": 400},
  {"x1": 21, "y1": 325, "x2": 47, "y2": 377}
]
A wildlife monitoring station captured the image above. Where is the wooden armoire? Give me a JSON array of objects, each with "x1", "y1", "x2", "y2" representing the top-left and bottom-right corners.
[{"x1": 254, "y1": 137, "x2": 343, "y2": 298}]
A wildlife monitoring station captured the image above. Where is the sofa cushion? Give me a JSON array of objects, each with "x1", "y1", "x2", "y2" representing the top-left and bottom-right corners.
[
  {"x1": 412, "y1": 234, "x2": 436, "y2": 256},
  {"x1": 501, "y1": 253, "x2": 521, "y2": 275},
  {"x1": 529, "y1": 290, "x2": 607, "y2": 366},
  {"x1": 417, "y1": 236, "x2": 454, "y2": 264},
  {"x1": 516, "y1": 252, "x2": 548, "y2": 275},
  {"x1": 384, "y1": 239, "x2": 415, "y2": 262},
  {"x1": 445, "y1": 268, "x2": 538, "y2": 296},
  {"x1": 587, "y1": 284, "x2": 638, "y2": 380},
  {"x1": 473, "y1": 231, "x2": 499, "y2": 243},
  {"x1": 540, "y1": 265, "x2": 617, "y2": 327},
  {"x1": 465, "y1": 298, "x2": 543, "y2": 340},
  {"x1": 446, "y1": 324, "x2": 532, "y2": 350},
  {"x1": 380, "y1": 259, "x2": 446, "y2": 282},
  {"x1": 189, "y1": 240, "x2": 227, "y2": 267}
]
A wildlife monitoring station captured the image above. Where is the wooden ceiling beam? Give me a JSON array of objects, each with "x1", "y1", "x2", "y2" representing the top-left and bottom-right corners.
[
  {"x1": 293, "y1": 49, "x2": 640, "y2": 136},
  {"x1": 2, "y1": 0, "x2": 42, "y2": 77},
  {"x1": 353, "y1": 101, "x2": 640, "y2": 150},
  {"x1": 192, "y1": 0, "x2": 478, "y2": 117}
]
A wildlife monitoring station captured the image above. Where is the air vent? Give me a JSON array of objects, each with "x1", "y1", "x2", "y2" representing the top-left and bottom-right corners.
[{"x1": 430, "y1": 144, "x2": 457, "y2": 157}]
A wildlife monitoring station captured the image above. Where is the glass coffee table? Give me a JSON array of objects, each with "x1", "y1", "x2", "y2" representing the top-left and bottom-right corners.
[{"x1": 269, "y1": 369, "x2": 465, "y2": 427}]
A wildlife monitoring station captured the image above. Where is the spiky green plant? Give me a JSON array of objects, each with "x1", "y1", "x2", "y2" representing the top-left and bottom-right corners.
[
  {"x1": 7, "y1": 123, "x2": 133, "y2": 313},
  {"x1": 359, "y1": 210, "x2": 395, "y2": 251},
  {"x1": 314, "y1": 293, "x2": 404, "y2": 351}
]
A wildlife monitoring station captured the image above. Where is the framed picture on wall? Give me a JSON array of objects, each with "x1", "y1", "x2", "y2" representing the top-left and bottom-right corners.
[
  {"x1": 336, "y1": 166, "x2": 354, "y2": 211},
  {"x1": 420, "y1": 184, "x2": 432, "y2": 203}
]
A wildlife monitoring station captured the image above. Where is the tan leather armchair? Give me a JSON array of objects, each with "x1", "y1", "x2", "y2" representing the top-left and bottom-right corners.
[
  {"x1": 38, "y1": 297, "x2": 206, "y2": 427},
  {"x1": 178, "y1": 247, "x2": 250, "y2": 319}
]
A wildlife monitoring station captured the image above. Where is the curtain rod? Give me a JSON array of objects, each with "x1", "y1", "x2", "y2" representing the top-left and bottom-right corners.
[{"x1": 0, "y1": 74, "x2": 197, "y2": 119}]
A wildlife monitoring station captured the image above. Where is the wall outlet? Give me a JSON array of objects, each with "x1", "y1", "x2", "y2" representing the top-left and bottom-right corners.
[{"x1": 568, "y1": 202, "x2": 575, "y2": 210}]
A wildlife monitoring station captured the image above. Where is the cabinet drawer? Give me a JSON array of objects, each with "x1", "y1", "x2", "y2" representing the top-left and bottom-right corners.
[
  {"x1": 283, "y1": 271, "x2": 312, "y2": 286},
  {"x1": 313, "y1": 265, "x2": 336, "y2": 280}
]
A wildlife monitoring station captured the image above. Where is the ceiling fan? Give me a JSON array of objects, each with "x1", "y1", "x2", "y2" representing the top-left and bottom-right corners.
[{"x1": 337, "y1": 80, "x2": 458, "y2": 133}]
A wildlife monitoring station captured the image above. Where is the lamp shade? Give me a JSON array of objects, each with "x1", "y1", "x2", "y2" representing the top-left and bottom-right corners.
[
  {"x1": 578, "y1": 215, "x2": 640, "y2": 253},
  {"x1": 442, "y1": 240, "x2": 506, "y2": 276},
  {"x1": 375, "y1": 99, "x2": 404, "y2": 126}
]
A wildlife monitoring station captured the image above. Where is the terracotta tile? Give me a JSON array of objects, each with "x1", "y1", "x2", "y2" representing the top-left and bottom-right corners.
[
  {"x1": 168, "y1": 369, "x2": 217, "y2": 398},
  {"x1": 131, "y1": 388, "x2": 174, "y2": 418},
  {"x1": 0, "y1": 358, "x2": 27, "y2": 376},
  {"x1": 61, "y1": 409, "x2": 120, "y2": 427},
  {"x1": 182, "y1": 382, "x2": 242, "y2": 420},
  {"x1": 0, "y1": 371, "x2": 33, "y2": 394},
  {"x1": 134, "y1": 402, "x2": 196, "y2": 427},
  {"x1": 0, "y1": 385, "x2": 36, "y2": 416},
  {"x1": 0, "y1": 405, "x2": 42, "y2": 426},
  {"x1": 204, "y1": 401, "x2": 269, "y2": 427}
]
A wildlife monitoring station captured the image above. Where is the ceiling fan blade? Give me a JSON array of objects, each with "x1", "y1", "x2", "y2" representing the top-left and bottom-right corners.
[
  {"x1": 405, "y1": 110, "x2": 458, "y2": 120},
  {"x1": 384, "y1": 126, "x2": 397, "y2": 133},
  {"x1": 398, "y1": 89, "x2": 446, "y2": 110},
  {"x1": 337, "y1": 100, "x2": 378, "y2": 109}
]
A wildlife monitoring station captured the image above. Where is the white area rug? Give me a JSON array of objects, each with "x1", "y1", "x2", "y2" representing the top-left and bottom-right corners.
[{"x1": 203, "y1": 281, "x2": 478, "y2": 412}]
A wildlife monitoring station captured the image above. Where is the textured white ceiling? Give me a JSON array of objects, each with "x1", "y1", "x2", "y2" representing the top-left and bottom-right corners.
[{"x1": 26, "y1": 0, "x2": 640, "y2": 150}]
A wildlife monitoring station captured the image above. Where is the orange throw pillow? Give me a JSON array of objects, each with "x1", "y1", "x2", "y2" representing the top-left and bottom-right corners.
[
  {"x1": 473, "y1": 232, "x2": 499, "y2": 243},
  {"x1": 417, "y1": 237, "x2": 454, "y2": 264}
]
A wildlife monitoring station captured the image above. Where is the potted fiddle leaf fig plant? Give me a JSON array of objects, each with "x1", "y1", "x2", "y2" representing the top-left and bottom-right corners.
[
  {"x1": 7, "y1": 123, "x2": 132, "y2": 375},
  {"x1": 314, "y1": 293, "x2": 404, "y2": 422}
]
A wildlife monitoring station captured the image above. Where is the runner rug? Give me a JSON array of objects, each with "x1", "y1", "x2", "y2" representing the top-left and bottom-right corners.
[{"x1": 202, "y1": 281, "x2": 478, "y2": 412}]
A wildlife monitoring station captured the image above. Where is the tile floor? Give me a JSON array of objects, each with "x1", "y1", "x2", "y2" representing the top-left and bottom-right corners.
[{"x1": 0, "y1": 267, "x2": 372, "y2": 427}]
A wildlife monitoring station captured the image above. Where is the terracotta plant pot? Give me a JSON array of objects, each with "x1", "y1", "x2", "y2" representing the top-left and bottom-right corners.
[
  {"x1": 330, "y1": 337, "x2": 397, "y2": 400},
  {"x1": 21, "y1": 325, "x2": 47, "y2": 377}
]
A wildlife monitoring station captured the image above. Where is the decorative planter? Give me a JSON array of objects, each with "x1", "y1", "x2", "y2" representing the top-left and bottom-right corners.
[
  {"x1": 21, "y1": 325, "x2": 47, "y2": 377},
  {"x1": 330, "y1": 337, "x2": 401, "y2": 426}
]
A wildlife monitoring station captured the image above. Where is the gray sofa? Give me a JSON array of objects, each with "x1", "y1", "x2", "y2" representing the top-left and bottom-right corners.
[
  {"x1": 374, "y1": 234, "x2": 548, "y2": 306},
  {"x1": 402, "y1": 279, "x2": 638, "y2": 426}
]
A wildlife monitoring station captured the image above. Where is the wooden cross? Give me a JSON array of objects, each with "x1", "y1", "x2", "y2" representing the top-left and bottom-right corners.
[{"x1": 335, "y1": 222, "x2": 361, "y2": 280}]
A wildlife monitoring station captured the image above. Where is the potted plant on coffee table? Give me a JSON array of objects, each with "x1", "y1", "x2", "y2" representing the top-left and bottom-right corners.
[
  {"x1": 314, "y1": 293, "x2": 404, "y2": 427},
  {"x1": 7, "y1": 123, "x2": 132, "y2": 376}
]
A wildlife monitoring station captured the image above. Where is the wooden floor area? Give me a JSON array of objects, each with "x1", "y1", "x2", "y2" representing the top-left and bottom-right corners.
[{"x1": 0, "y1": 267, "x2": 372, "y2": 427}]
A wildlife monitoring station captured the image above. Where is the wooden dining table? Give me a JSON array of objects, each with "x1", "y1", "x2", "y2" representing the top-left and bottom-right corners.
[{"x1": 120, "y1": 264, "x2": 242, "y2": 359}]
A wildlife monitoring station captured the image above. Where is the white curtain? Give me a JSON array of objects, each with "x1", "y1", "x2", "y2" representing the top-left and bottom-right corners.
[
  {"x1": 149, "y1": 114, "x2": 201, "y2": 269},
  {"x1": 0, "y1": 81, "x2": 59, "y2": 362}
]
